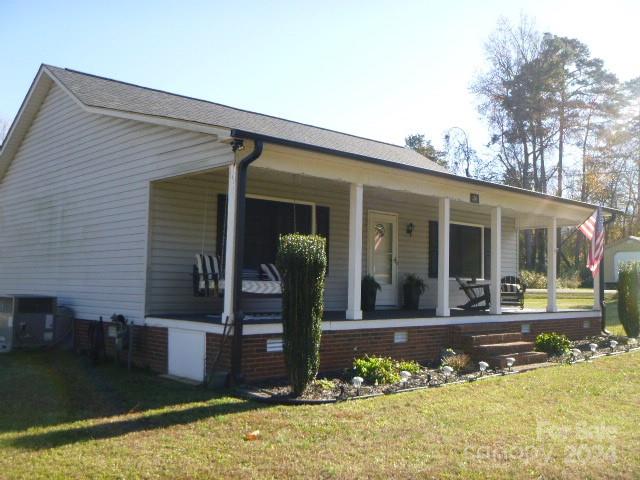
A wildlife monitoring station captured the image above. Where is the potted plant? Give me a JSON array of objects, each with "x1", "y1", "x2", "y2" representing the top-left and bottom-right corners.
[
  {"x1": 403, "y1": 273, "x2": 426, "y2": 310},
  {"x1": 361, "y1": 274, "x2": 381, "y2": 312}
]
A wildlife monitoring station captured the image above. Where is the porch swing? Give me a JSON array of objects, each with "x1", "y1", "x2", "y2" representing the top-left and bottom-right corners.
[{"x1": 192, "y1": 187, "x2": 286, "y2": 297}]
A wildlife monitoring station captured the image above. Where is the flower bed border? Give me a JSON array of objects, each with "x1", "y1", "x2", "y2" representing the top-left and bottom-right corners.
[{"x1": 235, "y1": 347, "x2": 640, "y2": 405}]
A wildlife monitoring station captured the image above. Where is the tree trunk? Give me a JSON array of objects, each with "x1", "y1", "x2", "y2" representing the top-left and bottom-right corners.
[
  {"x1": 558, "y1": 102, "x2": 565, "y2": 197},
  {"x1": 525, "y1": 230, "x2": 535, "y2": 270},
  {"x1": 536, "y1": 229, "x2": 546, "y2": 272}
]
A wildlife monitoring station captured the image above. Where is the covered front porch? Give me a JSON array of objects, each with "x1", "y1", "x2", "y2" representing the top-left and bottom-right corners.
[{"x1": 143, "y1": 141, "x2": 604, "y2": 329}]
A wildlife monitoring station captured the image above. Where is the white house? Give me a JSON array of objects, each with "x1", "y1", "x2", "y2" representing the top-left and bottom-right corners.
[{"x1": 0, "y1": 65, "x2": 617, "y2": 382}]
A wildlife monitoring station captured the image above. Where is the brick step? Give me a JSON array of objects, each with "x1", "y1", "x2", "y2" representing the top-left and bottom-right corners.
[
  {"x1": 473, "y1": 341, "x2": 535, "y2": 356},
  {"x1": 489, "y1": 351, "x2": 548, "y2": 369},
  {"x1": 463, "y1": 332, "x2": 523, "y2": 347},
  {"x1": 453, "y1": 323, "x2": 520, "y2": 334}
]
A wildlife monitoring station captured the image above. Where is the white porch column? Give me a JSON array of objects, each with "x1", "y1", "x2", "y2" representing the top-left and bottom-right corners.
[
  {"x1": 490, "y1": 206, "x2": 502, "y2": 314},
  {"x1": 436, "y1": 198, "x2": 450, "y2": 317},
  {"x1": 222, "y1": 163, "x2": 238, "y2": 323},
  {"x1": 346, "y1": 183, "x2": 364, "y2": 320},
  {"x1": 546, "y1": 217, "x2": 558, "y2": 313}
]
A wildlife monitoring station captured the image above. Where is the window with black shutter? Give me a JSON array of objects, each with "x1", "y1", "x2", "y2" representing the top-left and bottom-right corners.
[
  {"x1": 428, "y1": 221, "x2": 489, "y2": 279},
  {"x1": 216, "y1": 195, "x2": 329, "y2": 272}
]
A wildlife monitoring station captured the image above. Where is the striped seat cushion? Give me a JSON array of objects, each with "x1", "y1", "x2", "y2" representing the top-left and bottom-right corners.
[{"x1": 260, "y1": 263, "x2": 282, "y2": 282}]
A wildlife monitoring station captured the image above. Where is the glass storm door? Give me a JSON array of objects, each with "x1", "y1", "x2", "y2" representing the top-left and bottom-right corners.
[{"x1": 368, "y1": 212, "x2": 398, "y2": 306}]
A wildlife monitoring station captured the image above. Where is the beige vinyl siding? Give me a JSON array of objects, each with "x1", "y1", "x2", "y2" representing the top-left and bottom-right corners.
[
  {"x1": 0, "y1": 84, "x2": 232, "y2": 323},
  {"x1": 363, "y1": 187, "x2": 517, "y2": 309},
  {"x1": 147, "y1": 175, "x2": 518, "y2": 314},
  {"x1": 147, "y1": 168, "x2": 350, "y2": 314}
]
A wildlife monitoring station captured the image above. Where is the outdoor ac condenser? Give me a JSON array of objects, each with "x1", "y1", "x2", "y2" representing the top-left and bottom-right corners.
[{"x1": 0, "y1": 295, "x2": 68, "y2": 352}]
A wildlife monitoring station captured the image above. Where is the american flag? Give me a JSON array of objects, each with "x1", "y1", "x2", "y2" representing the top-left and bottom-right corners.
[{"x1": 578, "y1": 207, "x2": 605, "y2": 277}]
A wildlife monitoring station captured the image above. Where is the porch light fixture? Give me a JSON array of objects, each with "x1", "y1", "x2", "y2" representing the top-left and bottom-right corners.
[
  {"x1": 400, "y1": 370, "x2": 411, "y2": 385},
  {"x1": 442, "y1": 365, "x2": 454, "y2": 382},
  {"x1": 505, "y1": 357, "x2": 516, "y2": 372},
  {"x1": 478, "y1": 361, "x2": 489, "y2": 375},
  {"x1": 406, "y1": 222, "x2": 415, "y2": 237}
]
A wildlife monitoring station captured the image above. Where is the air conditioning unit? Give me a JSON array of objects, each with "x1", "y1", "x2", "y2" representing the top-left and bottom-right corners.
[{"x1": 0, "y1": 295, "x2": 70, "y2": 352}]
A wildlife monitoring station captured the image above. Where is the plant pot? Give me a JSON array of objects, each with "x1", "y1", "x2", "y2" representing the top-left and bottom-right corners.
[
  {"x1": 403, "y1": 284, "x2": 421, "y2": 310},
  {"x1": 362, "y1": 290, "x2": 377, "y2": 312}
]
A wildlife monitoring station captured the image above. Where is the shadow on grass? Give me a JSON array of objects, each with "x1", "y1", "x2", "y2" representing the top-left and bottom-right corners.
[
  {"x1": 0, "y1": 350, "x2": 251, "y2": 434},
  {"x1": 7, "y1": 398, "x2": 269, "y2": 451}
]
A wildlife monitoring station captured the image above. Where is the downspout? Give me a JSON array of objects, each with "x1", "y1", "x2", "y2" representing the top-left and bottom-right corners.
[{"x1": 229, "y1": 139, "x2": 264, "y2": 385}]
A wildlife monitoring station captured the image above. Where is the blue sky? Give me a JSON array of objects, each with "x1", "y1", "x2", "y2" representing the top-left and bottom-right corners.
[{"x1": 1, "y1": 0, "x2": 639, "y2": 153}]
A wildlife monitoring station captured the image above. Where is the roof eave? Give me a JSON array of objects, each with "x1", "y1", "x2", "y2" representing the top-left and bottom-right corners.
[{"x1": 230, "y1": 129, "x2": 622, "y2": 216}]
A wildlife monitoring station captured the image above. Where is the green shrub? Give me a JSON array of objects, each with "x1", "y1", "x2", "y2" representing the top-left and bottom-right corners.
[
  {"x1": 313, "y1": 378, "x2": 336, "y2": 391},
  {"x1": 277, "y1": 234, "x2": 327, "y2": 396},
  {"x1": 558, "y1": 275, "x2": 582, "y2": 289},
  {"x1": 520, "y1": 270, "x2": 547, "y2": 289},
  {"x1": 353, "y1": 355, "x2": 422, "y2": 385},
  {"x1": 535, "y1": 332, "x2": 571, "y2": 355},
  {"x1": 396, "y1": 359, "x2": 422, "y2": 375},
  {"x1": 520, "y1": 270, "x2": 580, "y2": 289},
  {"x1": 617, "y1": 262, "x2": 640, "y2": 337}
]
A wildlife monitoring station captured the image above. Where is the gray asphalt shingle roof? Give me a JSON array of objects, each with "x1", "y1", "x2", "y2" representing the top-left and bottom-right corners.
[{"x1": 45, "y1": 65, "x2": 447, "y2": 173}]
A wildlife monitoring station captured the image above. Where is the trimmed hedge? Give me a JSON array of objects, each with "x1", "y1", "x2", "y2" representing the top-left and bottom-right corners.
[
  {"x1": 618, "y1": 262, "x2": 640, "y2": 337},
  {"x1": 276, "y1": 234, "x2": 327, "y2": 396}
]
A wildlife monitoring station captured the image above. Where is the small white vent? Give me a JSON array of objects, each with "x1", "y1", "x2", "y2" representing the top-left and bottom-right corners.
[
  {"x1": 521, "y1": 323, "x2": 531, "y2": 334},
  {"x1": 266, "y1": 338, "x2": 283, "y2": 352},
  {"x1": 583, "y1": 319, "x2": 591, "y2": 329},
  {"x1": 394, "y1": 331, "x2": 408, "y2": 344}
]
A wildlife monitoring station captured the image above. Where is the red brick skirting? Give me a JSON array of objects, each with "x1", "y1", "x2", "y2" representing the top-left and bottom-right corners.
[
  {"x1": 74, "y1": 315, "x2": 601, "y2": 383},
  {"x1": 74, "y1": 319, "x2": 168, "y2": 373}
]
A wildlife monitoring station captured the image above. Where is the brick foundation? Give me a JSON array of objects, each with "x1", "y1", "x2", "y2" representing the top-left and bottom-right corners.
[
  {"x1": 74, "y1": 319, "x2": 168, "y2": 373},
  {"x1": 74, "y1": 315, "x2": 601, "y2": 383}
]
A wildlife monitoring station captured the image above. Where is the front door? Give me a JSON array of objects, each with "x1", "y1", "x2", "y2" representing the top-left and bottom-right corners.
[{"x1": 368, "y1": 211, "x2": 398, "y2": 307}]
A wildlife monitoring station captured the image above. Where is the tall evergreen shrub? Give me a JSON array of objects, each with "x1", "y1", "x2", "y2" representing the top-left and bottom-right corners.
[
  {"x1": 618, "y1": 262, "x2": 640, "y2": 337},
  {"x1": 276, "y1": 234, "x2": 327, "y2": 396}
]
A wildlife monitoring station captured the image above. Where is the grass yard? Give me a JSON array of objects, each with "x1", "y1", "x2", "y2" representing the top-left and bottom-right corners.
[
  {"x1": 1, "y1": 350, "x2": 639, "y2": 479},
  {"x1": 524, "y1": 289, "x2": 627, "y2": 336}
]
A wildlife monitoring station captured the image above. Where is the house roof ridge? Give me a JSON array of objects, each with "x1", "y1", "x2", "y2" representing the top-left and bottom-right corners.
[{"x1": 43, "y1": 64, "x2": 410, "y2": 151}]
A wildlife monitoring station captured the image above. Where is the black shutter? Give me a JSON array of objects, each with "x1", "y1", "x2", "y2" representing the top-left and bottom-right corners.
[
  {"x1": 428, "y1": 221, "x2": 438, "y2": 278},
  {"x1": 316, "y1": 206, "x2": 330, "y2": 274}
]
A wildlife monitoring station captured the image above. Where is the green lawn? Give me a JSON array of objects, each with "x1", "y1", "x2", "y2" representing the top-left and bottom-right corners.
[
  {"x1": 1, "y1": 350, "x2": 639, "y2": 479},
  {"x1": 524, "y1": 289, "x2": 626, "y2": 336}
]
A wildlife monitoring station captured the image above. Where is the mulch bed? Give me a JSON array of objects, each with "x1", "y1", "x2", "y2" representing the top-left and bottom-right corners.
[{"x1": 237, "y1": 335, "x2": 640, "y2": 405}]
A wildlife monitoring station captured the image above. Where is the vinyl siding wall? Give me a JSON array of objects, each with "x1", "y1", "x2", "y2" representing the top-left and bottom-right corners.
[
  {"x1": 146, "y1": 171, "x2": 518, "y2": 314},
  {"x1": 0, "y1": 84, "x2": 232, "y2": 323}
]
